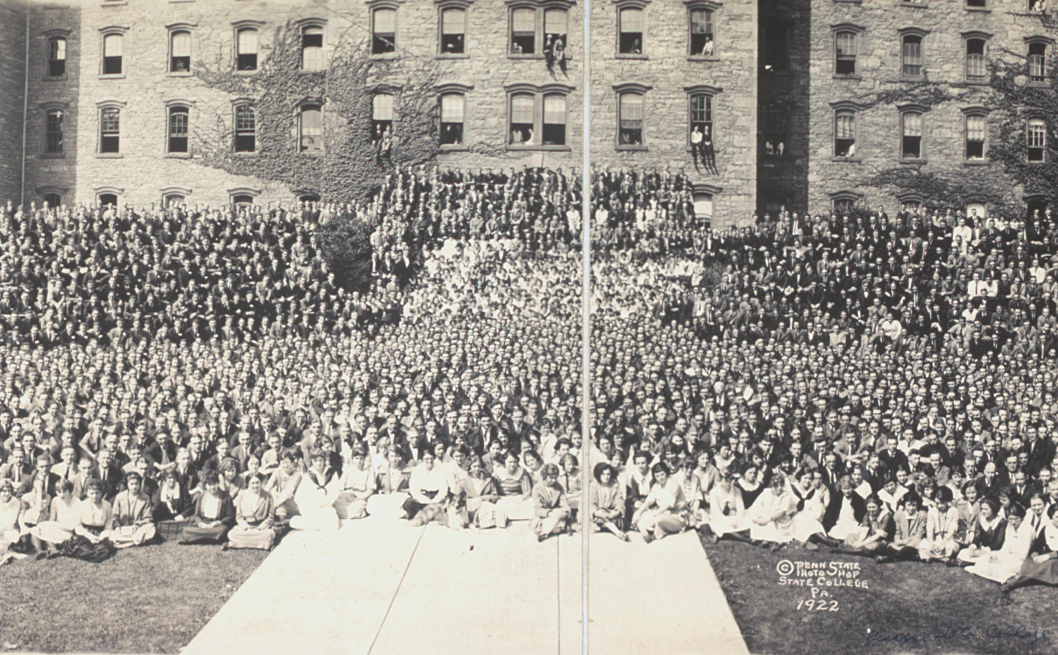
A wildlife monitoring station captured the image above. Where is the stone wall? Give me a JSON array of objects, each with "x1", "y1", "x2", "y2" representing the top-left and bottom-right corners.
[
  {"x1": 0, "y1": 0, "x2": 28, "y2": 205},
  {"x1": 808, "y1": 1, "x2": 1058, "y2": 217}
]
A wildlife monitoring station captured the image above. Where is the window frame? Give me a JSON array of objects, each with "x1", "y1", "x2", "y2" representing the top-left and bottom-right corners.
[
  {"x1": 165, "y1": 101, "x2": 192, "y2": 156},
  {"x1": 508, "y1": 2, "x2": 570, "y2": 60},
  {"x1": 372, "y1": 7, "x2": 398, "y2": 55},
  {"x1": 233, "y1": 21, "x2": 263, "y2": 72},
  {"x1": 371, "y1": 91, "x2": 395, "y2": 144},
  {"x1": 437, "y1": 83, "x2": 473, "y2": 150},
  {"x1": 962, "y1": 32, "x2": 989, "y2": 83},
  {"x1": 831, "y1": 24, "x2": 865, "y2": 79},
  {"x1": 167, "y1": 25, "x2": 194, "y2": 75},
  {"x1": 831, "y1": 102, "x2": 858, "y2": 159},
  {"x1": 100, "y1": 27, "x2": 127, "y2": 77},
  {"x1": 234, "y1": 101, "x2": 257, "y2": 153},
  {"x1": 298, "y1": 20, "x2": 326, "y2": 71},
  {"x1": 684, "y1": 84, "x2": 721, "y2": 149},
  {"x1": 46, "y1": 33, "x2": 68, "y2": 79},
  {"x1": 228, "y1": 187, "x2": 260, "y2": 208},
  {"x1": 830, "y1": 191, "x2": 862, "y2": 216},
  {"x1": 965, "y1": 0, "x2": 988, "y2": 10},
  {"x1": 614, "y1": 83, "x2": 651, "y2": 150},
  {"x1": 899, "y1": 28, "x2": 928, "y2": 80},
  {"x1": 1027, "y1": 117, "x2": 1047, "y2": 163},
  {"x1": 298, "y1": 102, "x2": 325, "y2": 154},
  {"x1": 505, "y1": 83, "x2": 573, "y2": 151},
  {"x1": 899, "y1": 104, "x2": 927, "y2": 162},
  {"x1": 616, "y1": 2, "x2": 647, "y2": 59},
  {"x1": 97, "y1": 100, "x2": 125, "y2": 156},
  {"x1": 437, "y1": 3, "x2": 470, "y2": 58},
  {"x1": 761, "y1": 102, "x2": 788, "y2": 159},
  {"x1": 962, "y1": 107, "x2": 988, "y2": 163},
  {"x1": 1026, "y1": 37, "x2": 1051, "y2": 87},
  {"x1": 42, "y1": 105, "x2": 66, "y2": 156},
  {"x1": 686, "y1": 0, "x2": 719, "y2": 60}
]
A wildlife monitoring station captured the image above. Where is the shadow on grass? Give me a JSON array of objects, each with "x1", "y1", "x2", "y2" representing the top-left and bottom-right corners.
[
  {"x1": 0, "y1": 541, "x2": 267, "y2": 653},
  {"x1": 698, "y1": 533, "x2": 1058, "y2": 655}
]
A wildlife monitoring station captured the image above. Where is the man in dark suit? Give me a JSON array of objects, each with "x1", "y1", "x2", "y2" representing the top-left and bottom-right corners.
[{"x1": 94, "y1": 448, "x2": 125, "y2": 502}]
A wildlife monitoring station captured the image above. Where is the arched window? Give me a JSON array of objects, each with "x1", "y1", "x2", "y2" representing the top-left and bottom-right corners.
[
  {"x1": 965, "y1": 111, "x2": 986, "y2": 161},
  {"x1": 511, "y1": 8, "x2": 535, "y2": 54},
  {"x1": 299, "y1": 104, "x2": 323, "y2": 152},
  {"x1": 44, "y1": 108, "x2": 64, "y2": 155},
  {"x1": 509, "y1": 92, "x2": 534, "y2": 144},
  {"x1": 688, "y1": 7, "x2": 714, "y2": 57},
  {"x1": 618, "y1": 7, "x2": 644, "y2": 55},
  {"x1": 103, "y1": 32, "x2": 123, "y2": 75},
  {"x1": 902, "y1": 34, "x2": 923, "y2": 79},
  {"x1": 98, "y1": 193, "x2": 118, "y2": 207},
  {"x1": 237, "y1": 27, "x2": 258, "y2": 70},
  {"x1": 373, "y1": 9, "x2": 397, "y2": 54},
  {"x1": 835, "y1": 109, "x2": 855, "y2": 158},
  {"x1": 301, "y1": 24, "x2": 324, "y2": 70},
  {"x1": 440, "y1": 8, "x2": 465, "y2": 54},
  {"x1": 232, "y1": 194, "x2": 254, "y2": 207},
  {"x1": 100, "y1": 106, "x2": 121, "y2": 153},
  {"x1": 440, "y1": 93, "x2": 465, "y2": 145},
  {"x1": 1028, "y1": 41, "x2": 1047, "y2": 84},
  {"x1": 689, "y1": 93, "x2": 713, "y2": 143},
  {"x1": 164, "y1": 193, "x2": 185, "y2": 208},
  {"x1": 692, "y1": 192, "x2": 713, "y2": 223},
  {"x1": 965, "y1": 38, "x2": 986, "y2": 80},
  {"x1": 235, "y1": 104, "x2": 256, "y2": 152},
  {"x1": 372, "y1": 93, "x2": 394, "y2": 142},
  {"x1": 618, "y1": 91, "x2": 644, "y2": 146},
  {"x1": 168, "y1": 105, "x2": 189, "y2": 153},
  {"x1": 1028, "y1": 118, "x2": 1046, "y2": 162},
  {"x1": 835, "y1": 31, "x2": 857, "y2": 76},
  {"x1": 48, "y1": 36, "x2": 66, "y2": 77},
  {"x1": 169, "y1": 29, "x2": 191, "y2": 73},
  {"x1": 545, "y1": 9, "x2": 567, "y2": 56},
  {"x1": 901, "y1": 110, "x2": 923, "y2": 160}
]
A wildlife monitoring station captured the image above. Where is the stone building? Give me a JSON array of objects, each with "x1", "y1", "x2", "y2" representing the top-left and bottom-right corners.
[{"x1": 2, "y1": 0, "x2": 758, "y2": 227}]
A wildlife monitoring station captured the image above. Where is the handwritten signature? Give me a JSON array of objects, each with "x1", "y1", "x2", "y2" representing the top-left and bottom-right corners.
[{"x1": 866, "y1": 623, "x2": 1051, "y2": 647}]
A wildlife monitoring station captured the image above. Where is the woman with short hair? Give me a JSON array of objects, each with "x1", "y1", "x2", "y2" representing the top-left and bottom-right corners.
[
  {"x1": 633, "y1": 462, "x2": 688, "y2": 543},
  {"x1": 28, "y1": 479, "x2": 78, "y2": 557},
  {"x1": 530, "y1": 463, "x2": 571, "y2": 542},
  {"x1": 589, "y1": 462, "x2": 628, "y2": 541},
  {"x1": 290, "y1": 448, "x2": 341, "y2": 532},
  {"x1": 64, "y1": 479, "x2": 116, "y2": 562},
  {"x1": 152, "y1": 469, "x2": 193, "y2": 542},
  {"x1": 494, "y1": 451, "x2": 533, "y2": 521},
  {"x1": 228, "y1": 475, "x2": 276, "y2": 550},
  {"x1": 180, "y1": 471, "x2": 236, "y2": 545},
  {"x1": 334, "y1": 446, "x2": 376, "y2": 521},
  {"x1": 0, "y1": 479, "x2": 23, "y2": 560},
  {"x1": 461, "y1": 456, "x2": 507, "y2": 529}
]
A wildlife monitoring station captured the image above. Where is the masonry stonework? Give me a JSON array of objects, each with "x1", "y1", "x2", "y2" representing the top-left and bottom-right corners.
[{"x1": 0, "y1": 0, "x2": 28, "y2": 204}]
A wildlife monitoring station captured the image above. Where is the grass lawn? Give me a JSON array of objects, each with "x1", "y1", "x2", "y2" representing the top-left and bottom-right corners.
[
  {"x1": 0, "y1": 542, "x2": 267, "y2": 653},
  {"x1": 700, "y1": 535, "x2": 1058, "y2": 655}
]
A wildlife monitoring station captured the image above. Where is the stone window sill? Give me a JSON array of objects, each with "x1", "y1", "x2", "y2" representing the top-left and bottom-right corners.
[{"x1": 616, "y1": 144, "x2": 648, "y2": 151}]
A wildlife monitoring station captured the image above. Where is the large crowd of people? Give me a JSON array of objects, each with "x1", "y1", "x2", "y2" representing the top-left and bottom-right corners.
[{"x1": 2, "y1": 165, "x2": 1058, "y2": 595}]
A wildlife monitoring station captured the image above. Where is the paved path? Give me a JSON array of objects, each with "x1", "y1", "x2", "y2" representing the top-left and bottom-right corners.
[{"x1": 183, "y1": 506, "x2": 747, "y2": 655}]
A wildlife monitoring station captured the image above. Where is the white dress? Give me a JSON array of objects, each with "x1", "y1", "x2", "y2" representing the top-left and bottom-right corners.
[
  {"x1": 793, "y1": 485, "x2": 829, "y2": 542},
  {"x1": 966, "y1": 520, "x2": 1034, "y2": 583},
  {"x1": 708, "y1": 482, "x2": 750, "y2": 536},
  {"x1": 747, "y1": 487, "x2": 797, "y2": 543},
  {"x1": 290, "y1": 469, "x2": 340, "y2": 532}
]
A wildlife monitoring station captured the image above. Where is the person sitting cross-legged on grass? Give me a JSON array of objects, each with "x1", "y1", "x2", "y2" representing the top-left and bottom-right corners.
[
  {"x1": 1001, "y1": 501, "x2": 1058, "y2": 593},
  {"x1": 531, "y1": 463, "x2": 571, "y2": 542},
  {"x1": 957, "y1": 497, "x2": 1006, "y2": 566},
  {"x1": 590, "y1": 462, "x2": 628, "y2": 541},
  {"x1": 104, "y1": 471, "x2": 157, "y2": 548},
  {"x1": 632, "y1": 462, "x2": 688, "y2": 544},
  {"x1": 152, "y1": 469, "x2": 194, "y2": 542},
  {"x1": 747, "y1": 472, "x2": 798, "y2": 547},
  {"x1": 881, "y1": 492, "x2": 927, "y2": 563},
  {"x1": 918, "y1": 486, "x2": 963, "y2": 564},
  {"x1": 334, "y1": 446, "x2": 375, "y2": 521},
  {"x1": 967, "y1": 503, "x2": 1032, "y2": 583},
  {"x1": 180, "y1": 471, "x2": 236, "y2": 545},
  {"x1": 28, "y1": 479, "x2": 79, "y2": 558},
  {"x1": 832, "y1": 494, "x2": 894, "y2": 558},
  {"x1": 228, "y1": 475, "x2": 276, "y2": 550}
]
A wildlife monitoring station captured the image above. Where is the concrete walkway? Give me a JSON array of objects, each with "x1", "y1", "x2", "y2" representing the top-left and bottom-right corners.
[{"x1": 182, "y1": 508, "x2": 747, "y2": 655}]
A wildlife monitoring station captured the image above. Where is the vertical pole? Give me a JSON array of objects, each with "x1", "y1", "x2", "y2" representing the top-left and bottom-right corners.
[
  {"x1": 20, "y1": 1, "x2": 30, "y2": 208},
  {"x1": 579, "y1": 0, "x2": 591, "y2": 650}
]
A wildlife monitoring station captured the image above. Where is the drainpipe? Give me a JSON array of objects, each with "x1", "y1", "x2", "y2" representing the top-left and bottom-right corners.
[{"x1": 19, "y1": 1, "x2": 30, "y2": 208}]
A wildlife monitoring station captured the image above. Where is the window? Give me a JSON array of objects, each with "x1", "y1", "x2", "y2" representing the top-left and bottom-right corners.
[
  {"x1": 542, "y1": 94, "x2": 566, "y2": 145},
  {"x1": 232, "y1": 194, "x2": 254, "y2": 207},
  {"x1": 511, "y1": 8, "x2": 535, "y2": 54},
  {"x1": 761, "y1": 21, "x2": 787, "y2": 72},
  {"x1": 509, "y1": 6, "x2": 567, "y2": 57},
  {"x1": 237, "y1": 27, "x2": 258, "y2": 70},
  {"x1": 440, "y1": 93, "x2": 464, "y2": 145},
  {"x1": 762, "y1": 104, "x2": 787, "y2": 157},
  {"x1": 1028, "y1": 118, "x2": 1046, "y2": 162},
  {"x1": 901, "y1": 199, "x2": 922, "y2": 213},
  {"x1": 902, "y1": 34, "x2": 922, "y2": 78},
  {"x1": 100, "y1": 107, "x2": 120, "y2": 153},
  {"x1": 170, "y1": 30, "x2": 191, "y2": 73},
  {"x1": 966, "y1": 202, "x2": 987, "y2": 219},
  {"x1": 902, "y1": 111, "x2": 923, "y2": 159},
  {"x1": 967, "y1": 0, "x2": 986, "y2": 6},
  {"x1": 510, "y1": 93, "x2": 534, "y2": 144},
  {"x1": 235, "y1": 104, "x2": 256, "y2": 152},
  {"x1": 507, "y1": 86, "x2": 571, "y2": 148},
  {"x1": 689, "y1": 9, "x2": 713, "y2": 57},
  {"x1": 692, "y1": 192, "x2": 713, "y2": 224},
  {"x1": 372, "y1": 93, "x2": 394, "y2": 141},
  {"x1": 689, "y1": 93, "x2": 713, "y2": 143},
  {"x1": 168, "y1": 105, "x2": 189, "y2": 153},
  {"x1": 44, "y1": 109, "x2": 63, "y2": 155},
  {"x1": 1028, "y1": 41, "x2": 1046, "y2": 84},
  {"x1": 618, "y1": 8, "x2": 644, "y2": 55},
  {"x1": 98, "y1": 193, "x2": 118, "y2": 207},
  {"x1": 103, "y1": 33, "x2": 122, "y2": 75},
  {"x1": 302, "y1": 24, "x2": 324, "y2": 70},
  {"x1": 965, "y1": 113, "x2": 986, "y2": 160},
  {"x1": 966, "y1": 38, "x2": 986, "y2": 80},
  {"x1": 618, "y1": 92, "x2": 644, "y2": 145},
  {"x1": 835, "y1": 31, "x2": 856, "y2": 75},
  {"x1": 440, "y1": 8, "x2": 465, "y2": 54},
  {"x1": 299, "y1": 104, "x2": 323, "y2": 152},
  {"x1": 164, "y1": 194, "x2": 185, "y2": 208},
  {"x1": 48, "y1": 37, "x2": 66, "y2": 77},
  {"x1": 835, "y1": 109, "x2": 855, "y2": 157},
  {"x1": 834, "y1": 197, "x2": 856, "y2": 215},
  {"x1": 42, "y1": 193, "x2": 62, "y2": 208},
  {"x1": 373, "y1": 9, "x2": 396, "y2": 54}
]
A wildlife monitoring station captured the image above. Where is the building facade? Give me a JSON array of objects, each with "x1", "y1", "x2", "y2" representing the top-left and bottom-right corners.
[{"x1": 3, "y1": 0, "x2": 757, "y2": 227}]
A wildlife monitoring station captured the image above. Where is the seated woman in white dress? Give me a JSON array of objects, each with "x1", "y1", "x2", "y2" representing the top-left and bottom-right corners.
[
  {"x1": 747, "y1": 472, "x2": 798, "y2": 546},
  {"x1": 672, "y1": 456, "x2": 706, "y2": 529},
  {"x1": 403, "y1": 451, "x2": 450, "y2": 525},
  {"x1": 792, "y1": 469, "x2": 829, "y2": 546},
  {"x1": 707, "y1": 469, "x2": 751, "y2": 541},
  {"x1": 461, "y1": 456, "x2": 507, "y2": 529},
  {"x1": 967, "y1": 503, "x2": 1033, "y2": 583},
  {"x1": 334, "y1": 446, "x2": 376, "y2": 520},
  {"x1": 0, "y1": 480, "x2": 24, "y2": 561},
  {"x1": 493, "y1": 452, "x2": 533, "y2": 521},
  {"x1": 290, "y1": 448, "x2": 341, "y2": 532},
  {"x1": 29, "y1": 479, "x2": 79, "y2": 557},
  {"x1": 632, "y1": 463, "x2": 688, "y2": 543},
  {"x1": 228, "y1": 476, "x2": 276, "y2": 550},
  {"x1": 104, "y1": 472, "x2": 157, "y2": 548}
]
